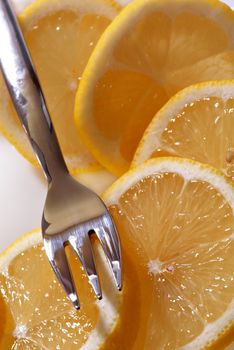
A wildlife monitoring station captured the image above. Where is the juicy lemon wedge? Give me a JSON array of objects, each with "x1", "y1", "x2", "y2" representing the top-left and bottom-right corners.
[
  {"x1": 103, "y1": 157, "x2": 234, "y2": 349},
  {"x1": 0, "y1": 229, "x2": 122, "y2": 349},
  {"x1": 75, "y1": 0, "x2": 234, "y2": 175},
  {"x1": 1, "y1": 158, "x2": 234, "y2": 349},
  {"x1": 133, "y1": 80, "x2": 234, "y2": 180}
]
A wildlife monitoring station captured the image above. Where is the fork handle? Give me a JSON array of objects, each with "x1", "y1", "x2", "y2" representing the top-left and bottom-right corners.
[{"x1": 0, "y1": 0, "x2": 68, "y2": 183}]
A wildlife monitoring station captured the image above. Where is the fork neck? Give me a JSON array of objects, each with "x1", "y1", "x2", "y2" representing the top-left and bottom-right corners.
[{"x1": 0, "y1": 0, "x2": 69, "y2": 183}]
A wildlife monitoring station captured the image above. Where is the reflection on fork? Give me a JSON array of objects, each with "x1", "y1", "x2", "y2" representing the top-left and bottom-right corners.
[{"x1": 0, "y1": 0, "x2": 122, "y2": 309}]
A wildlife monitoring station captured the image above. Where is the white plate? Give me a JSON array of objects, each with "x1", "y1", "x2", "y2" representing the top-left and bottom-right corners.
[{"x1": 0, "y1": 0, "x2": 233, "y2": 252}]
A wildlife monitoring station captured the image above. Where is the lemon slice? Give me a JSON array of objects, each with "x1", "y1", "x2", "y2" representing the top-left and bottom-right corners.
[
  {"x1": 132, "y1": 80, "x2": 234, "y2": 180},
  {"x1": 0, "y1": 229, "x2": 122, "y2": 349},
  {"x1": 75, "y1": 0, "x2": 234, "y2": 175},
  {"x1": 1, "y1": 159, "x2": 234, "y2": 349},
  {"x1": 0, "y1": 0, "x2": 120, "y2": 173},
  {"x1": 103, "y1": 157, "x2": 234, "y2": 349}
]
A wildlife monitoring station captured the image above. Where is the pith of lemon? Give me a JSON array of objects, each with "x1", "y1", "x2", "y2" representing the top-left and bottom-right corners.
[
  {"x1": 75, "y1": 0, "x2": 234, "y2": 176},
  {"x1": 132, "y1": 80, "x2": 234, "y2": 180},
  {"x1": 0, "y1": 0, "x2": 120, "y2": 173},
  {"x1": 0, "y1": 229, "x2": 123, "y2": 349},
  {"x1": 103, "y1": 157, "x2": 234, "y2": 349}
]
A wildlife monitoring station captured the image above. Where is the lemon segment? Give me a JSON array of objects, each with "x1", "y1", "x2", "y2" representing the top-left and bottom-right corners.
[
  {"x1": 0, "y1": 229, "x2": 122, "y2": 349},
  {"x1": 132, "y1": 80, "x2": 234, "y2": 180},
  {"x1": 103, "y1": 157, "x2": 234, "y2": 349},
  {"x1": 0, "y1": 0, "x2": 120, "y2": 173},
  {"x1": 75, "y1": 0, "x2": 234, "y2": 175}
]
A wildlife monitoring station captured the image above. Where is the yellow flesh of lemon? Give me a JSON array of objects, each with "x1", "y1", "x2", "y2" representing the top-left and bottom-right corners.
[
  {"x1": 103, "y1": 158, "x2": 234, "y2": 349},
  {"x1": 1, "y1": 159, "x2": 234, "y2": 349},
  {"x1": 132, "y1": 81, "x2": 234, "y2": 180},
  {"x1": 75, "y1": 0, "x2": 234, "y2": 175},
  {"x1": 0, "y1": 0, "x2": 119, "y2": 173},
  {"x1": 0, "y1": 230, "x2": 122, "y2": 349}
]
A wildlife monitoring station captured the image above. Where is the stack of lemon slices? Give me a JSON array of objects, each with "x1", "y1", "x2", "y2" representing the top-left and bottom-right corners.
[{"x1": 0, "y1": 0, "x2": 234, "y2": 349}]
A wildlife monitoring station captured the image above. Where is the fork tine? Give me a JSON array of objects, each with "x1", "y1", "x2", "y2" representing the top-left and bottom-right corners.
[
  {"x1": 95, "y1": 214, "x2": 122, "y2": 291},
  {"x1": 44, "y1": 238, "x2": 80, "y2": 310},
  {"x1": 69, "y1": 233, "x2": 102, "y2": 300}
]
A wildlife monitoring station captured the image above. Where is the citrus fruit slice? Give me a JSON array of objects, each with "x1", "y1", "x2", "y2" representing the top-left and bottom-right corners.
[
  {"x1": 0, "y1": 229, "x2": 122, "y2": 349},
  {"x1": 0, "y1": 0, "x2": 120, "y2": 173},
  {"x1": 103, "y1": 157, "x2": 234, "y2": 349},
  {"x1": 75, "y1": 0, "x2": 234, "y2": 175},
  {"x1": 132, "y1": 81, "x2": 234, "y2": 180}
]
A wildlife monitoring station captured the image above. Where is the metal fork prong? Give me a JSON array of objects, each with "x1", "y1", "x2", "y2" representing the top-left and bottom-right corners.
[
  {"x1": 0, "y1": 0, "x2": 122, "y2": 311},
  {"x1": 69, "y1": 234, "x2": 102, "y2": 300},
  {"x1": 44, "y1": 238, "x2": 80, "y2": 310},
  {"x1": 95, "y1": 215, "x2": 122, "y2": 291}
]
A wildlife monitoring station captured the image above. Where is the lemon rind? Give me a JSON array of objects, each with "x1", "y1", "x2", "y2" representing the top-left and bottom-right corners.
[
  {"x1": 0, "y1": 228, "x2": 121, "y2": 350},
  {"x1": 103, "y1": 156, "x2": 234, "y2": 350},
  {"x1": 0, "y1": 0, "x2": 120, "y2": 175},
  {"x1": 75, "y1": 0, "x2": 234, "y2": 176},
  {"x1": 132, "y1": 79, "x2": 234, "y2": 167},
  {"x1": 0, "y1": 229, "x2": 41, "y2": 272},
  {"x1": 103, "y1": 157, "x2": 234, "y2": 209}
]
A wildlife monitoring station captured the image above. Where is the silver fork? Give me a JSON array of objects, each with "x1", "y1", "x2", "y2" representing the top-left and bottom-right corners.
[{"x1": 0, "y1": 0, "x2": 122, "y2": 310}]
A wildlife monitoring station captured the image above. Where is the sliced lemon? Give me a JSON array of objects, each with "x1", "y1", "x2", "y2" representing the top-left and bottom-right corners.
[
  {"x1": 75, "y1": 0, "x2": 234, "y2": 175},
  {"x1": 132, "y1": 80, "x2": 234, "y2": 180},
  {"x1": 103, "y1": 157, "x2": 234, "y2": 349},
  {"x1": 0, "y1": 229, "x2": 122, "y2": 349},
  {"x1": 0, "y1": 0, "x2": 120, "y2": 173},
  {"x1": 1, "y1": 158, "x2": 234, "y2": 349}
]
